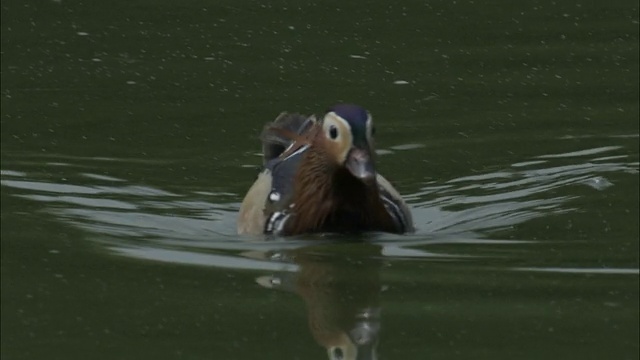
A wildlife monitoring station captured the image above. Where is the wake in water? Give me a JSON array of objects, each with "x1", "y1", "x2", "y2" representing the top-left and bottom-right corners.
[{"x1": 1, "y1": 142, "x2": 638, "y2": 269}]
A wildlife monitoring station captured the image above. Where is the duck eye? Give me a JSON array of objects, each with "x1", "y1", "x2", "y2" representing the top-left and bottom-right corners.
[{"x1": 328, "y1": 125, "x2": 338, "y2": 140}]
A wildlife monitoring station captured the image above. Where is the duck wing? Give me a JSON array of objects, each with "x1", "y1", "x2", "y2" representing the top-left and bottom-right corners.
[
  {"x1": 376, "y1": 174, "x2": 414, "y2": 233},
  {"x1": 260, "y1": 112, "x2": 317, "y2": 208},
  {"x1": 260, "y1": 112, "x2": 315, "y2": 165},
  {"x1": 239, "y1": 113, "x2": 314, "y2": 235}
]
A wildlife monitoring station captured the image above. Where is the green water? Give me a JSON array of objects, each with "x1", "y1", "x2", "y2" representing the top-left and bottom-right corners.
[{"x1": 1, "y1": 1, "x2": 638, "y2": 359}]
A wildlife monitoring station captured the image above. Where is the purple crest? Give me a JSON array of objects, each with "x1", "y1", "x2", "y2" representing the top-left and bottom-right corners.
[{"x1": 327, "y1": 104, "x2": 369, "y2": 126}]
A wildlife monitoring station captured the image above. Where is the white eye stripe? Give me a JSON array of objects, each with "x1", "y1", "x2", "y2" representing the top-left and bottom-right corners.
[
  {"x1": 322, "y1": 112, "x2": 353, "y2": 162},
  {"x1": 366, "y1": 115, "x2": 374, "y2": 140},
  {"x1": 323, "y1": 112, "x2": 351, "y2": 142}
]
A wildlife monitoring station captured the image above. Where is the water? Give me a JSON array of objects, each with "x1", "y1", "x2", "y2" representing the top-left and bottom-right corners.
[{"x1": 2, "y1": 1, "x2": 638, "y2": 359}]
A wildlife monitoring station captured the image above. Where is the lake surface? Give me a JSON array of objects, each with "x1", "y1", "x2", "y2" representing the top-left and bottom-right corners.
[{"x1": 1, "y1": 1, "x2": 638, "y2": 359}]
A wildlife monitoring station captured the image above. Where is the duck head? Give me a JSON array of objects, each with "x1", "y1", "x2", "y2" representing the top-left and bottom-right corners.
[{"x1": 320, "y1": 104, "x2": 376, "y2": 182}]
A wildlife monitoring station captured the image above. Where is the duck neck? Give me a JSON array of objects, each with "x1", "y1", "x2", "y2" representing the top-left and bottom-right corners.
[{"x1": 289, "y1": 148, "x2": 380, "y2": 233}]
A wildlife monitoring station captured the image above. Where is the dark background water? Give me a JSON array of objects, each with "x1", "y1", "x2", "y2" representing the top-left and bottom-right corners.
[{"x1": 1, "y1": 1, "x2": 638, "y2": 359}]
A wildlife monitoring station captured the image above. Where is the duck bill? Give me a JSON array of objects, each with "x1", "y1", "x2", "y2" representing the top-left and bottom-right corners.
[{"x1": 346, "y1": 148, "x2": 375, "y2": 181}]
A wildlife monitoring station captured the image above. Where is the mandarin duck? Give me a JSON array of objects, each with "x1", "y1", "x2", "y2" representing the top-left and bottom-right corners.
[{"x1": 237, "y1": 104, "x2": 413, "y2": 236}]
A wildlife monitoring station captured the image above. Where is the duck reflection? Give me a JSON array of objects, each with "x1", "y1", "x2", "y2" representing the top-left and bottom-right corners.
[{"x1": 255, "y1": 243, "x2": 383, "y2": 360}]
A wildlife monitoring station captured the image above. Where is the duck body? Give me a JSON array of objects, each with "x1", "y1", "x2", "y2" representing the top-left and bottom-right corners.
[{"x1": 237, "y1": 104, "x2": 413, "y2": 236}]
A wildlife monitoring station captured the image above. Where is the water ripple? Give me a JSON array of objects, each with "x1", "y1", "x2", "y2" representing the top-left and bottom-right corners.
[{"x1": 1, "y1": 143, "x2": 638, "y2": 269}]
